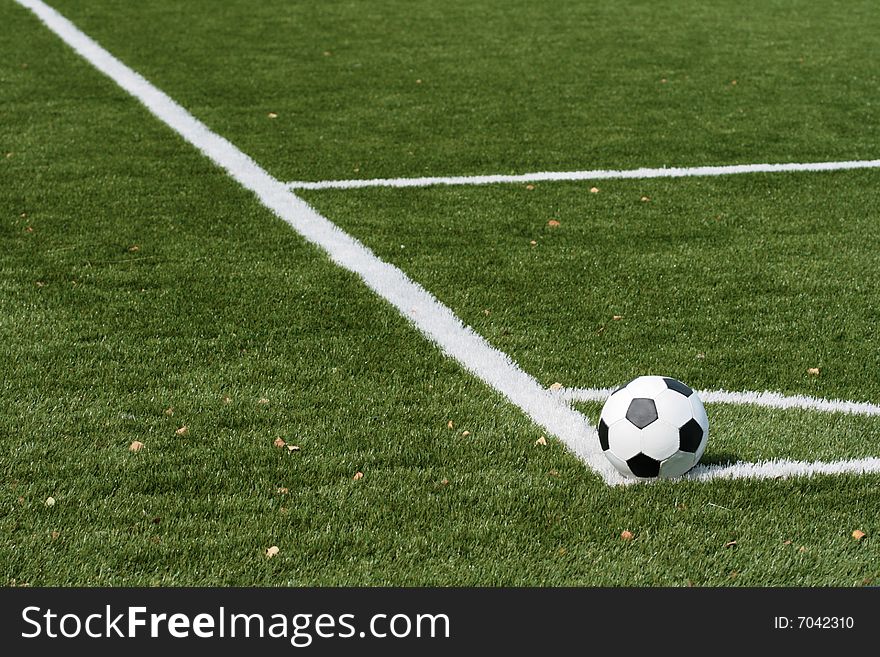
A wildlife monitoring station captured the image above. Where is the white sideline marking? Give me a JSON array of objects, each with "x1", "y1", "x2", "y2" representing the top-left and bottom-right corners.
[
  {"x1": 686, "y1": 457, "x2": 880, "y2": 482},
  {"x1": 20, "y1": 0, "x2": 880, "y2": 485},
  {"x1": 561, "y1": 387, "x2": 880, "y2": 417},
  {"x1": 287, "y1": 159, "x2": 880, "y2": 190}
]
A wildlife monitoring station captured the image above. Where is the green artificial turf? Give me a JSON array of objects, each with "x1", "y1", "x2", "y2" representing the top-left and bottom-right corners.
[
  {"x1": 47, "y1": 0, "x2": 880, "y2": 181},
  {"x1": 303, "y1": 175, "x2": 880, "y2": 468},
  {"x1": 1, "y1": 0, "x2": 878, "y2": 586},
  {"x1": 302, "y1": 172, "x2": 880, "y2": 402}
]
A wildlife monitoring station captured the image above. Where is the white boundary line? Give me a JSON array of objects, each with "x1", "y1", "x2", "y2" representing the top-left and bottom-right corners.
[
  {"x1": 562, "y1": 387, "x2": 880, "y2": 417},
  {"x1": 686, "y1": 456, "x2": 880, "y2": 481},
  {"x1": 287, "y1": 159, "x2": 880, "y2": 190},
  {"x1": 19, "y1": 0, "x2": 880, "y2": 485}
]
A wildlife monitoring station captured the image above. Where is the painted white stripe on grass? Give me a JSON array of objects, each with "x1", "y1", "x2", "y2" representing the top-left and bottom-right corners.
[
  {"x1": 561, "y1": 387, "x2": 880, "y2": 416},
  {"x1": 686, "y1": 457, "x2": 880, "y2": 482},
  {"x1": 16, "y1": 0, "x2": 621, "y2": 485},
  {"x1": 287, "y1": 159, "x2": 880, "y2": 190},
  {"x1": 22, "y1": 0, "x2": 880, "y2": 485}
]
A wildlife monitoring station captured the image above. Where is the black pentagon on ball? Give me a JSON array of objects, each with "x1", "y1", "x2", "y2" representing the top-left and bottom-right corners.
[
  {"x1": 627, "y1": 453, "x2": 661, "y2": 478},
  {"x1": 663, "y1": 377, "x2": 693, "y2": 397},
  {"x1": 679, "y1": 418, "x2": 704, "y2": 453},
  {"x1": 625, "y1": 398, "x2": 658, "y2": 429},
  {"x1": 598, "y1": 419, "x2": 610, "y2": 451}
]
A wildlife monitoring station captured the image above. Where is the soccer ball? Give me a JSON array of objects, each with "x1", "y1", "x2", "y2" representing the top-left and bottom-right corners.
[{"x1": 598, "y1": 376, "x2": 709, "y2": 479}]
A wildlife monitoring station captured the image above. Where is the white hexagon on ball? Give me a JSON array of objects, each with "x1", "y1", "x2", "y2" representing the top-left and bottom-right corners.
[
  {"x1": 625, "y1": 375, "x2": 669, "y2": 398},
  {"x1": 602, "y1": 449, "x2": 632, "y2": 478},
  {"x1": 654, "y1": 387, "x2": 695, "y2": 427},
  {"x1": 606, "y1": 419, "x2": 643, "y2": 461},
  {"x1": 659, "y1": 451, "x2": 697, "y2": 478},
  {"x1": 599, "y1": 386, "x2": 634, "y2": 424},
  {"x1": 690, "y1": 395, "x2": 709, "y2": 432},
  {"x1": 639, "y1": 421, "x2": 680, "y2": 461}
]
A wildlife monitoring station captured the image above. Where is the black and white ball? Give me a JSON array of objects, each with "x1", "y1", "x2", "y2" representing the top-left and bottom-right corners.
[{"x1": 598, "y1": 376, "x2": 709, "y2": 479}]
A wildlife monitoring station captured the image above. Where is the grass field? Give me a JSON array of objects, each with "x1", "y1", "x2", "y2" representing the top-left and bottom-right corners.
[{"x1": 2, "y1": 0, "x2": 879, "y2": 586}]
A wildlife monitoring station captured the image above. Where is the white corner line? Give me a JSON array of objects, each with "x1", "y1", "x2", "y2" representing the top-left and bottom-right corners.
[
  {"x1": 685, "y1": 457, "x2": 880, "y2": 482},
  {"x1": 561, "y1": 387, "x2": 880, "y2": 416},
  {"x1": 287, "y1": 159, "x2": 880, "y2": 191},
  {"x1": 20, "y1": 0, "x2": 880, "y2": 485}
]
